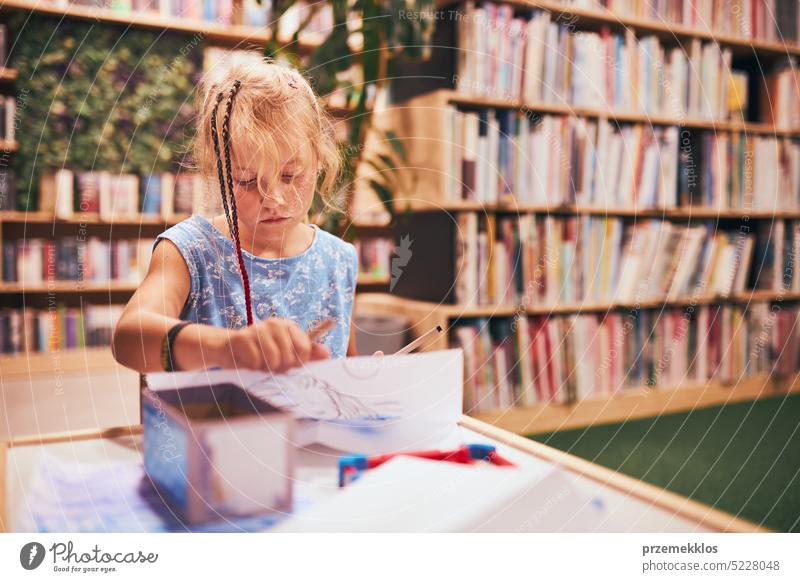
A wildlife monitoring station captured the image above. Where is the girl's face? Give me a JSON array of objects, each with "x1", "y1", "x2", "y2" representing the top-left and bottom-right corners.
[{"x1": 230, "y1": 141, "x2": 316, "y2": 243}]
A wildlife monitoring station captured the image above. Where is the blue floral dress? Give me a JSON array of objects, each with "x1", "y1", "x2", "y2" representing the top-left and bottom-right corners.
[{"x1": 154, "y1": 214, "x2": 358, "y2": 358}]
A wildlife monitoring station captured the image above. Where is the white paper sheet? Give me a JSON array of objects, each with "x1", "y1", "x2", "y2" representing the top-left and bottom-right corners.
[
  {"x1": 275, "y1": 456, "x2": 609, "y2": 533},
  {"x1": 145, "y1": 349, "x2": 464, "y2": 454},
  {"x1": 15, "y1": 452, "x2": 307, "y2": 533}
]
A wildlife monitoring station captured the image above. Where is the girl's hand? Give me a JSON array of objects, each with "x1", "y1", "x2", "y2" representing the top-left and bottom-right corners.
[
  {"x1": 373, "y1": 350, "x2": 384, "y2": 356},
  {"x1": 223, "y1": 318, "x2": 330, "y2": 372}
]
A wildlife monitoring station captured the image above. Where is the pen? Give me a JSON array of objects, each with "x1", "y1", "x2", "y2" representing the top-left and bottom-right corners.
[{"x1": 394, "y1": 325, "x2": 443, "y2": 355}]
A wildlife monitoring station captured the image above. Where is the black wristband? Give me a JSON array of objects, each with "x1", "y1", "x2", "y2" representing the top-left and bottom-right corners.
[{"x1": 160, "y1": 321, "x2": 192, "y2": 372}]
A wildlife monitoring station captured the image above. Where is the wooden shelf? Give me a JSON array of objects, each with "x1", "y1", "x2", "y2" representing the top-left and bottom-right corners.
[
  {"x1": 0, "y1": 211, "x2": 190, "y2": 225},
  {"x1": 0, "y1": 282, "x2": 139, "y2": 294},
  {"x1": 393, "y1": 199, "x2": 800, "y2": 219},
  {"x1": 0, "y1": 346, "x2": 122, "y2": 377},
  {"x1": 357, "y1": 274, "x2": 390, "y2": 286},
  {"x1": 471, "y1": 371, "x2": 800, "y2": 434},
  {"x1": 437, "y1": 0, "x2": 800, "y2": 57},
  {"x1": 0, "y1": 0, "x2": 331, "y2": 52},
  {"x1": 447, "y1": 92, "x2": 800, "y2": 137},
  {"x1": 0, "y1": 68, "x2": 17, "y2": 82},
  {"x1": 357, "y1": 293, "x2": 800, "y2": 433},
  {"x1": 359, "y1": 291, "x2": 800, "y2": 320}
]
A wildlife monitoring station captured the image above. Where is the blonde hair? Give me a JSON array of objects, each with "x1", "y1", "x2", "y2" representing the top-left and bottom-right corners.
[{"x1": 193, "y1": 53, "x2": 342, "y2": 206}]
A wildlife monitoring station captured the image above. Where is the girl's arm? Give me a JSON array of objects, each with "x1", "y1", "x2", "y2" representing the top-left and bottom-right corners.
[
  {"x1": 112, "y1": 240, "x2": 328, "y2": 373},
  {"x1": 111, "y1": 239, "x2": 230, "y2": 372}
]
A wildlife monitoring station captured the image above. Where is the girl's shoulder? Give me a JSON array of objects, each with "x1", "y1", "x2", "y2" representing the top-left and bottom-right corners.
[
  {"x1": 152, "y1": 214, "x2": 223, "y2": 259},
  {"x1": 312, "y1": 225, "x2": 355, "y2": 252},
  {"x1": 158, "y1": 214, "x2": 214, "y2": 241},
  {"x1": 311, "y1": 225, "x2": 358, "y2": 268}
]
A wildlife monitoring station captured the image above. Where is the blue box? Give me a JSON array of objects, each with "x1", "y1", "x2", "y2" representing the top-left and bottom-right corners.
[{"x1": 142, "y1": 382, "x2": 294, "y2": 525}]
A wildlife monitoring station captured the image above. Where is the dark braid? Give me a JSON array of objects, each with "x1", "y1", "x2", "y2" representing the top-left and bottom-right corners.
[
  {"x1": 210, "y1": 92, "x2": 236, "y2": 240},
  {"x1": 210, "y1": 79, "x2": 254, "y2": 327}
]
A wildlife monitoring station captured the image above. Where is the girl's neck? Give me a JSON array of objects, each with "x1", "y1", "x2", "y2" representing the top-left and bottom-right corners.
[{"x1": 210, "y1": 216, "x2": 315, "y2": 259}]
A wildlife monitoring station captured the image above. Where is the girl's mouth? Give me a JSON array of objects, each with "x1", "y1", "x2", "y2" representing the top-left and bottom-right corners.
[{"x1": 260, "y1": 216, "x2": 290, "y2": 224}]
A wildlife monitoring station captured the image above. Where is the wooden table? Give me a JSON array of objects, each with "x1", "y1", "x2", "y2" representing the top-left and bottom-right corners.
[{"x1": 0, "y1": 416, "x2": 765, "y2": 533}]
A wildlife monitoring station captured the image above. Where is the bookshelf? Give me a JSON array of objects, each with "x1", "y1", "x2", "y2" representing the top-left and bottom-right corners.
[
  {"x1": 435, "y1": 0, "x2": 800, "y2": 57},
  {"x1": 0, "y1": 211, "x2": 190, "y2": 226},
  {"x1": 447, "y1": 92, "x2": 800, "y2": 137},
  {"x1": 0, "y1": 5, "x2": 382, "y2": 372},
  {"x1": 0, "y1": 67, "x2": 15, "y2": 83},
  {"x1": 0, "y1": 346, "x2": 122, "y2": 377},
  {"x1": 0, "y1": 0, "x2": 354, "y2": 52},
  {"x1": 357, "y1": 292, "x2": 800, "y2": 432},
  {"x1": 383, "y1": 89, "x2": 800, "y2": 212},
  {"x1": 370, "y1": 0, "x2": 800, "y2": 434}
]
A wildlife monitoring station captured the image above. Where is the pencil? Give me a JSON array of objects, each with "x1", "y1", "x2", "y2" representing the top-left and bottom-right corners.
[{"x1": 394, "y1": 325, "x2": 443, "y2": 355}]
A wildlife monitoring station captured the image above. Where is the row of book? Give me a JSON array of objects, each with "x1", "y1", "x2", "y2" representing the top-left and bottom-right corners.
[
  {"x1": 44, "y1": 0, "x2": 268, "y2": 26},
  {"x1": 445, "y1": 111, "x2": 679, "y2": 207},
  {"x1": 0, "y1": 95, "x2": 15, "y2": 143},
  {"x1": 456, "y1": 4, "x2": 742, "y2": 122},
  {"x1": 679, "y1": 130, "x2": 800, "y2": 210},
  {"x1": 33, "y1": 169, "x2": 213, "y2": 220},
  {"x1": 454, "y1": 214, "x2": 800, "y2": 306},
  {"x1": 0, "y1": 305, "x2": 123, "y2": 355},
  {"x1": 452, "y1": 302, "x2": 800, "y2": 412},
  {"x1": 354, "y1": 237, "x2": 392, "y2": 281},
  {"x1": 443, "y1": 109, "x2": 800, "y2": 210},
  {"x1": 2, "y1": 238, "x2": 153, "y2": 285},
  {"x1": 45, "y1": 0, "x2": 337, "y2": 34},
  {"x1": 563, "y1": 0, "x2": 800, "y2": 44},
  {"x1": 759, "y1": 60, "x2": 800, "y2": 130}
]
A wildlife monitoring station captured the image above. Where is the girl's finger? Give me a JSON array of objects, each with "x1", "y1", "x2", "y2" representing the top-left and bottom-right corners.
[
  {"x1": 257, "y1": 336, "x2": 281, "y2": 372},
  {"x1": 288, "y1": 324, "x2": 312, "y2": 362},
  {"x1": 310, "y1": 343, "x2": 330, "y2": 361},
  {"x1": 271, "y1": 324, "x2": 297, "y2": 370}
]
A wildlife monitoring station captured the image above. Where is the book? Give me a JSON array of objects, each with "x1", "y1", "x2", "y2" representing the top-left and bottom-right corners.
[
  {"x1": 452, "y1": 301, "x2": 798, "y2": 412},
  {"x1": 458, "y1": 7, "x2": 735, "y2": 120},
  {"x1": 0, "y1": 168, "x2": 15, "y2": 211},
  {"x1": 39, "y1": 169, "x2": 75, "y2": 218},
  {"x1": 0, "y1": 304, "x2": 124, "y2": 354},
  {"x1": 444, "y1": 110, "x2": 682, "y2": 208},
  {"x1": 562, "y1": 0, "x2": 800, "y2": 44},
  {"x1": 353, "y1": 237, "x2": 392, "y2": 279},
  {"x1": 759, "y1": 58, "x2": 800, "y2": 129},
  {"x1": 3, "y1": 237, "x2": 153, "y2": 285},
  {"x1": 450, "y1": 214, "x2": 769, "y2": 307}
]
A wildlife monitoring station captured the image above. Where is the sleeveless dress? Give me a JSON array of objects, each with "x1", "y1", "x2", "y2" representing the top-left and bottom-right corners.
[{"x1": 154, "y1": 214, "x2": 358, "y2": 358}]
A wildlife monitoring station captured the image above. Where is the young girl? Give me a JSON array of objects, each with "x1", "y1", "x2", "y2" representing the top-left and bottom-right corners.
[{"x1": 112, "y1": 56, "x2": 363, "y2": 374}]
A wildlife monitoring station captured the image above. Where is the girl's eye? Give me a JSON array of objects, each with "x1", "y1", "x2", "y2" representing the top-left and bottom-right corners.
[
  {"x1": 237, "y1": 178, "x2": 257, "y2": 188},
  {"x1": 281, "y1": 174, "x2": 295, "y2": 183}
]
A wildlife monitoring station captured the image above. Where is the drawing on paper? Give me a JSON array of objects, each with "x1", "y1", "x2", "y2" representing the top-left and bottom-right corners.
[{"x1": 244, "y1": 372, "x2": 403, "y2": 421}]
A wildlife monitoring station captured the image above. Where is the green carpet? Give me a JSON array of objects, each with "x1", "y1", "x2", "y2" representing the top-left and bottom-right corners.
[{"x1": 527, "y1": 394, "x2": 800, "y2": 532}]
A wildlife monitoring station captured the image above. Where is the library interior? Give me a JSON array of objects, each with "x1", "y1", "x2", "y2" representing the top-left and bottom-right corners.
[{"x1": 0, "y1": 0, "x2": 799, "y2": 534}]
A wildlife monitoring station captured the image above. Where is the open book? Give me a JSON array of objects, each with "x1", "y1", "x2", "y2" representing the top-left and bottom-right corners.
[{"x1": 145, "y1": 349, "x2": 464, "y2": 455}]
